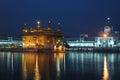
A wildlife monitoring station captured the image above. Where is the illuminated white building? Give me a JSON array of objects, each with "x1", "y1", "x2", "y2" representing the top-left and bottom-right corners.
[
  {"x1": 66, "y1": 18, "x2": 120, "y2": 48},
  {"x1": 0, "y1": 37, "x2": 22, "y2": 48},
  {"x1": 94, "y1": 37, "x2": 117, "y2": 48},
  {"x1": 66, "y1": 40, "x2": 94, "y2": 47}
]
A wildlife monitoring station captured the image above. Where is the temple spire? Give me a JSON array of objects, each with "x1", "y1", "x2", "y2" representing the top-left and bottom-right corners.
[
  {"x1": 107, "y1": 17, "x2": 110, "y2": 24},
  {"x1": 22, "y1": 24, "x2": 28, "y2": 33},
  {"x1": 36, "y1": 21, "x2": 40, "y2": 28},
  {"x1": 24, "y1": 23, "x2": 27, "y2": 26},
  {"x1": 47, "y1": 21, "x2": 52, "y2": 30},
  {"x1": 56, "y1": 22, "x2": 61, "y2": 32},
  {"x1": 104, "y1": 17, "x2": 113, "y2": 35},
  {"x1": 106, "y1": 17, "x2": 111, "y2": 26}
]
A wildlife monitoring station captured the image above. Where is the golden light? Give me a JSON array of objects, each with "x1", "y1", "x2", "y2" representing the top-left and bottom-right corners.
[
  {"x1": 53, "y1": 53, "x2": 64, "y2": 59},
  {"x1": 54, "y1": 46, "x2": 56, "y2": 50},
  {"x1": 103, "y1": 33, "x2": 107, "y2": 38},
  {"x1": 59, "y1": 46, "x2": 62, "y2": 51},
  {"x1": 23, "y1": 29, "x2": 28, "y2": 33}
]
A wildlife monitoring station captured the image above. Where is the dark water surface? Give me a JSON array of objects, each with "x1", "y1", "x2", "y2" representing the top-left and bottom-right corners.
[{"x1": 0, "y1": 52, "x2": 120, "y2": 80}]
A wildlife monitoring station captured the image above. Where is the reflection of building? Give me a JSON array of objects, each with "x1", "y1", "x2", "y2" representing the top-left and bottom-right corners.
[
  {"x1": 65, "y1": 52, "x2": 103, "y2": 77},
  {"x1": 103, "y1": 56, "x2": 109, "y2": 80},
  {"x1": 22, "y1": 53, "x2": 57, "y2": 80},
  {"x1": 66, "y1": 18, "x2": 120, "y2": 48},
  {"x1": 0, "y1": 37, "x2": 22, "y2": 48},
  {"x1": 22, "y1": 21, "x2": 63, "y2": 49},
  {"x1": 0, "y1": 52, "x2": 22, "y2": 80}
]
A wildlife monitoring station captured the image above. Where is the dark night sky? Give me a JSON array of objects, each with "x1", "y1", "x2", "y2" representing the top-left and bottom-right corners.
[{"x1": 0, "y1": 0, "x2": 120, "y2": 37}]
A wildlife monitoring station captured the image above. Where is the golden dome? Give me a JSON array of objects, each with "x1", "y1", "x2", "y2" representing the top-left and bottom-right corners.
[{"x1": 22, "y1": 26, "x2": 28, "y2": 33}]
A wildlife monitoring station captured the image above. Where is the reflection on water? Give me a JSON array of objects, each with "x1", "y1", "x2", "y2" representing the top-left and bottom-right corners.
[
  {"x1": 22, "y1": 53, "x2": 41, "y2": 80},
  {"x1": 22, "y1": 52, "x2": 65, "y2": 80},
  {"x1": 103, "y1": 56, "x2": 109, "y2": 80},
  {"x1": 1, "y1": 52, "x2": 120, "y2": 80},
  {"x1": 0, "y1": 52, "x2": 22, "y2": 80},
  {"x1": 34, "y1": 54, "x2": 40, "y2": 80},
  {"x1": 54, "y1": 53, "x2": 65, "y2": 79}
]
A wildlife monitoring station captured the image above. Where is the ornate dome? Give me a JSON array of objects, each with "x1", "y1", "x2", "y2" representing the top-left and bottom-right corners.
[{"x1": 22, "y1": 25, "x2": 28, "y2": 33}]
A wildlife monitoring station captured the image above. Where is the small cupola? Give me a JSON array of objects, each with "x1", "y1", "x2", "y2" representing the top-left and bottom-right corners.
[
  {"x1": 36, "y1": 21, "x2": 41, "y2": 28},
  {"x1": 47, "y1": 21, "x2": 52, "y2": 30},
  {"x1": 56, "y1": 22, "x2": 61, "y2": 32},
  {"x1": 22, "y1": 24, "x2": 28, "y2": 33}
]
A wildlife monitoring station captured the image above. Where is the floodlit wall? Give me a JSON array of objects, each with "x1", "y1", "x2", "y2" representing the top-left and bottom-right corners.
[
  {"x1": 94, "y1": 37, "x2": 116, "y2": 48},
  {"x1": 66, "y1": 37, "x2": 120, "y2": 48},
  {"x1": 67, "y1": 41, "x2": 94, "y2": 47},
  {"x1": 0, "y1": 37, "x2": 22, "y2": 48}
]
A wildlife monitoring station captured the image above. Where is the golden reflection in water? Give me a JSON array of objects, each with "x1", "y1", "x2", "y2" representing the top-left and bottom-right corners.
[
  {"x1": 22, "y1": 52, "x2": 65, "y2": 80},
  {"x1": 103, "y1": 56, "x2": 109, "y2": 80},
  {"x1": 54, "y1": 53, "x2": 65, "y2": 60},
  {"x1": 54, "y1": 53, "x2": 65, "y2": 80},
  {"x1": 22, "y1": 53, "x2": 55, "y2": 80},
  {"x1": 22, "y1": 53, "x2": 40, "y2": 80},
  {"x1": 34, "y1": 54, "x2": 41, "y2": 80},
  {"x1": 22, "y1": 53, "x2": 27, "y2": 80}
]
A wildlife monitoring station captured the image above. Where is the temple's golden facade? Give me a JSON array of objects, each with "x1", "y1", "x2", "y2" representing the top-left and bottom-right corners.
[{"x1": 22, "y1": 21, "x2": 63, "y2": 49}]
